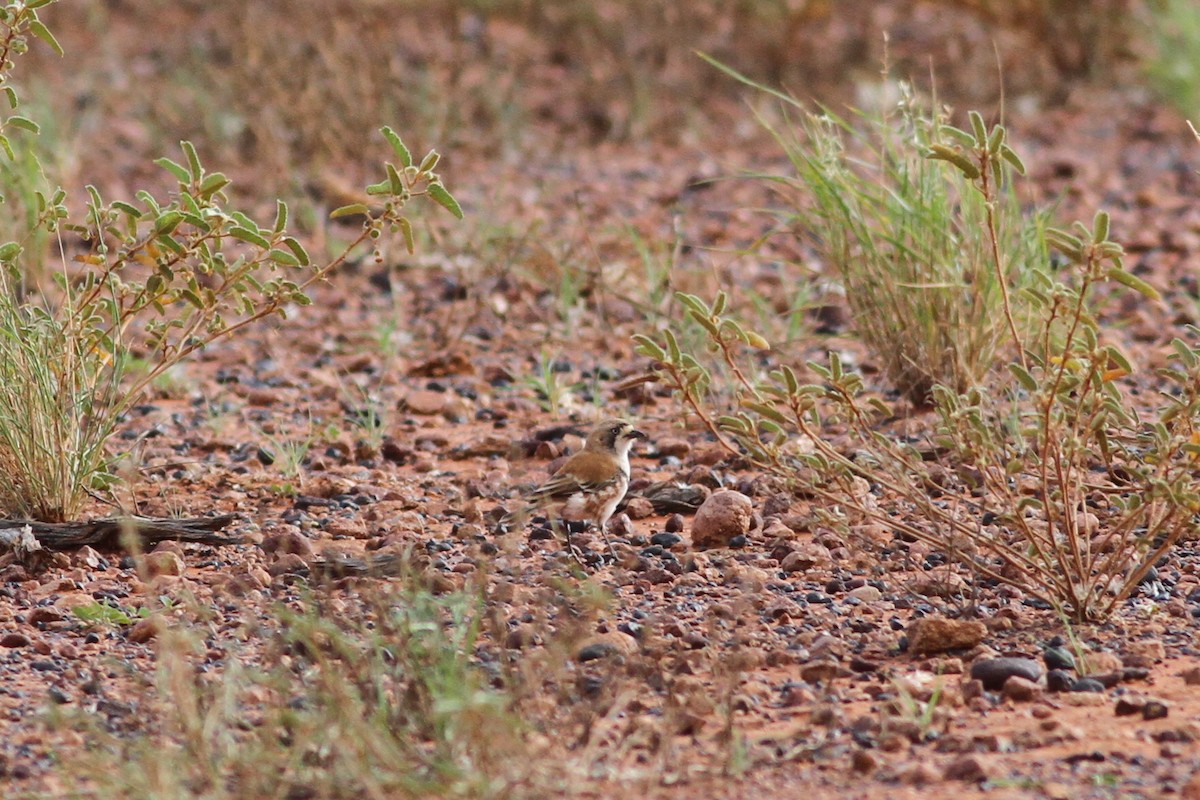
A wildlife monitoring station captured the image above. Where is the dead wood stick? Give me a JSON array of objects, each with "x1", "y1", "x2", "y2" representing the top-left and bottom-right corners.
[{"x1": 0, "y1": 514, "x2": 241, "y2": 550}]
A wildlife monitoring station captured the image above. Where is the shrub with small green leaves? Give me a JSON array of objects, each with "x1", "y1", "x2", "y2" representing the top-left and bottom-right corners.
[
  {"x1": 638, "y1": 90, "x2": 1188, "y2": 620},
  {"x1": 638, "y1": 206, "x2": 1178, "y2": 622},
  {"x1": 0, "y1": 3, "x2": 463, "y2": 521}
]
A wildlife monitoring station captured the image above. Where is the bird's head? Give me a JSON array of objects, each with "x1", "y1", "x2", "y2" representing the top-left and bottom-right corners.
[{"x1": 585, "y1": 418, "x2": 646, "y2": 457}]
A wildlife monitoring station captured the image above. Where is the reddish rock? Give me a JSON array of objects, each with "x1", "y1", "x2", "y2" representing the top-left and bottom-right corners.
[
  {"x1": 691, "y1": 490, "x2": 753, "y2": 549},
  {"x1": 907, "y1": 617, "x2": 987, "y2": 654}
]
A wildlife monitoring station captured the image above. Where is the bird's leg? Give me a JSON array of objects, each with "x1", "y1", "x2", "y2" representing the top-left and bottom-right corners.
[
  {"x1": 553, "y1": 518, "x2": 587, "y2": 566},
  {"x1": 598, "y1": 521, "x2": 618, "y2": 563}
]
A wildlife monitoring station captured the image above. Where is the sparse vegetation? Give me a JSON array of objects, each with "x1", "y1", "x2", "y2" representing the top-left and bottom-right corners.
[{"x1": 3, "y1": 2, "x2": 1200, "y2": 798}]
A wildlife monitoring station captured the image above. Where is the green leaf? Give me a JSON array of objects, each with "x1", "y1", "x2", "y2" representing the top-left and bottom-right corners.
[
  {"x1": 198, "y1": 172, "x2": 230, "y2": 199},
  {"x1": 711, "y1": 290, "x2": 727, "y2": 316},
  {"x1": 1106, "y1": 267, "x2": 1161, "y2": 301},
  {"x1": 1008, "y1": 363, "x2": 1038, "y2": 392},
  {"x1": 331, "y1": 203, "x2": 370, "y2": 218},
  {"x1": 1104, "y1": 345, "x2": 1133, "y2": 376},
  {"x1": 632, "y1": 334, "x2": 666, "y2": 361},
  {"x1": 419, "y1": 149, "x2": 440, "y2": 172},
  {"x1": 999, "y1": 144, "x2": 1026, "y2": 175},
  {"x1": 381, "y1": 126, "x2": 413, "y2": 167},
  {"x1": 969, "y1": 110, "x2": 987, "y2": 143},
  {"x1": 156, "y1": 233, "x2": 185, "y2": 255},
  {"x1": 153, "y1": 211, "x2": 183, "y2": 235},
  {"x1": 986, "y1": 123, "x2": 1005, "y2": 153},
  {"x1": 181, "y1": 289, "x2": 204, "y2": 308},
  {"x1": 6, "y1": 116, "x2": 38, "y2": 134},
  {"x1": 0, "y1": 241, "x2": 22, "y2": 261},
  {"x1": 0, "y1": 135, "x2": 13, "y2": 161},
  {"x1": 689, "y1": 309, "x2": 720, "y2": 337},
  {"x1": 741, "y1": 400, "x2": 788, "y2": 424},
  {"x1": 397, "y1": 217, "x2": 415, "y2": 254},
  {"x1": 675, "y1": 292, "x2": 709, "y2": 318},
  {"x1": 155, "y1": 157, "x2": 190, "y2": 183},
  {"x1": 229, "y1": 226, "x2": 271, "y2": 249},
  {"x1": 1092, "y1": 211, "x2": 1110, "y2": 244},
  {"x1": 1171, "y1": 338, "x2": 1198, "y2": 369},
  {"x1": 273, "y1": 200, "x2": 288, "y2": 234},
  {"x1": 940, "y1": 125, "x2": 975, "y2": 148},
  {"x1": 926, "y1": 144, "x2": 980, "y2": 180},
  {"x1": 386, "y1": 162, "x2": 404, "y2": 195},
  {"x1": 744, "y1": 330, "x2": 771, "y2": 350},
  {"x1": 664, "y1": 328, "x2": 681, "y2": 363},
  {"x1": 181, "y1": 141, "x2": 202, "y2": 182},
  {"x1": 28, "y1": 18, "x2": 63, "y2": 57},
  {"x1": 282, "y1": 236, "x2": 309, "y2": 266},
  {"x1": 268, "y1": 248, "x2": 300, "y2": 266},
  {"x1": 2, "y1": 88, "x2": 15, "y2": 109},
  {"x1": 427, "y1": 183, "x2": 463, "y2": 219},
  {"x1": 111, "y1": 201, "x2": 142, "y2": 218}
]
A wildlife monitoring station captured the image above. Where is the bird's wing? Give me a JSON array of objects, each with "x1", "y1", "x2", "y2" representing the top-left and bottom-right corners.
[
  {"x1": 529, "y1": 471, "x2": 593, "y2": 501},
  {"x1": 528, "y1": 452, "x2": 622, "y2": 501}
]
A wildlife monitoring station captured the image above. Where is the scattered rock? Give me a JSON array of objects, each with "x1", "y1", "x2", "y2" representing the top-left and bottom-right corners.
[
  {"x1": 970, "y1": 657, "x2": 1043, "y2": 691},
  {"x1": 1002, "y1": 675, "x2": 1042, "y2": 702},
  {"x1": 401, "y1": 389, "x2": 447, "y2": 416},
  {"x1": 779, "y1": 542, "x2": 831, "y2": 573},
  {"x1": 1043, "y1": 644, "x2": 1076, "y2": 672},
  {"x1": 1047, "y1": 669, "x2": 1074, "y2": 693},
  {"x1": 908, "y1": 617, "x2": 987, "y2": 655},
  {"x1": 908, "y1": 571, "x2": 968, "y2": 598},
  {"x1": 655, "y1": 437, "x2": 691, "y2": 458},
  {"x1": 143, "y1": 551, "x2": 185, "y2": 578},
  {"x1": 850, "y1": 748, "x2": 880, "y2": 774},
  {"x1": 261, "y1": 529, "x2": 316, "y2": 561},
  {"x1": 1124, "y1": 639, "x2": 1165, "y2": 666},
  {"x1": 643, "y1": 482, "x2": 710, "y2": 514},
  {"x1": 847, "y1": 585, "x2": 882, "y2": 602},
  {"x1": 128, "y1": 616, "x2": 164, "y2": 644},
  {"x1": 944, "y1": 754, "x2": 990, "y2": 783},
  {"x1": 1144, "y1": 700, "x2": 1170, "y2": 720},
  {"x1": 1078, "y1": 650, "x2": 1123, "y2": 677},
  {"x1": 691, "y1": 490, "x2": 753, "y2": 549},
  {"x1": 623, "y1": 496, "x2": 655, "y2": 519},
  {"x1": 1069, "y1": 678, "x2": 1106, "y2": 693},
  {"x1": 577, "y1": 632, "x2": 637, "y2": 662},
  {"x1": 28, "y1": 608, "x2": 64, "y2": 625},
  {"x1": 0, "y1": 632, "x2": 30, "y2": 648}
]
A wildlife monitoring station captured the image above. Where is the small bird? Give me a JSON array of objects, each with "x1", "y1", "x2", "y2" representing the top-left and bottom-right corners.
[{"x1": 502, "y1": 418, "x2": 646, "y2": 560}]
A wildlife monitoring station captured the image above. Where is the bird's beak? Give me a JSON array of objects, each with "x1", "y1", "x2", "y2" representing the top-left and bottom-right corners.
[{"x1": 629, "y1": 428, "x2": 647, "y2": 440}]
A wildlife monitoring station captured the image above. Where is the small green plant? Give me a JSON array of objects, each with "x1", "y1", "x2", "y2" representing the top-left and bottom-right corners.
[
  {"x1": 343, "y1": 385, "x2": 389, "y2": 454},
  {"x1": 58, "y1": 580, "x2": 538, "y2": 799},
  {"x1": 0, "y1": 4, "x2": 462, "y2": 521},
  {"x1": 1144, "y1": 0, "x2": 1200, "y2": 119},
  {"x1": 524, "y1": 351, "x2": 581, "y2": 416},
  {"x1": 72, "y1": 600, "x2": 150, "y2": 627},
  {"x1": 255, "y1": 418, "x2": 319, "y2": 481},
  {"x1": 887, "y1": 674, "x2": 945, "y2": 741}
]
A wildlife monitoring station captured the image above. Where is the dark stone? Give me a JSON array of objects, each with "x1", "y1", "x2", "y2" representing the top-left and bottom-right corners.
[
  {"x1": 1047, "y1": 669, "x2": 1074, "y2": 693},
  {"x1": 970, "y1": 657, "x2": 1044, "y2": 691},
  {"x1": 1043, "y1": 645, "x2": 1076, "y2": 672}
]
